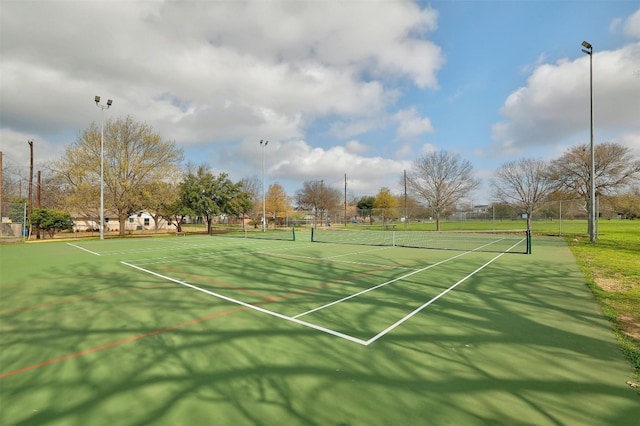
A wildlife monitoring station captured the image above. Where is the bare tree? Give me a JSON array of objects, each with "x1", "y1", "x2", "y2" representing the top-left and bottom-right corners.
[
  {"x1": 610, "y1": 187, "x2": 640, "y2": 219},
  {"x1": 548, "y1": 142, "x2": 640, "y2": 199},
  {"x1": 491, "y1": 158, "x2": 555, "y2": 230},
  {"x1": 295, "y1": 180, "x2": 341, "y2": 225},
  {"x1": 240, "y1": 176, "x2": 262, "y2": 225},
  {"x1": 406, "y1": 150, "x2": 480, "y2": 231}
]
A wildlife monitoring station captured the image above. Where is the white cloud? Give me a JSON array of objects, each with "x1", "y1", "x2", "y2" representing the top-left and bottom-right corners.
[
  {"x1": 393, "y1": 108, "x2": 434, "y2": 141},
  {"x1": 420, "y1": 143, "x2": 438, "y2": 155},
  {"x1": 492, "y1": 42, "x2": 640, "y2": 151},
  {"x1": 237, "y1": 138, "x2": 411, "y2": 196},
  {"x1": 623, "y1": 9, "x2": 640, "y2": 38},
  {"x1": 616, "y1": 132, "x2": 640, "y2": 158},
  {"x1": 609, "y1": 17, "x2": 623, "y2": 34},
  {"x1": 0, "y1": 1, "x2": 445, "y2": 197},
  {"x1": 395, "y1": 144, "x2": 414, "y2": 159},
  {"x1": 0, "y1": 1, "x2": 443, "y2": 147},
  {"x1": 0, "y1": 128, "x2": 65, "y2": 177},
  {"x1": 345, "y1": 140, "x2": 371, "y2": 155},
  {"x1": 330, "y1": 119, "x2": 384, "y2": 139}
]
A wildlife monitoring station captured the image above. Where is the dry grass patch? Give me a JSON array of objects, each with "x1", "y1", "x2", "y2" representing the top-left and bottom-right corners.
[{"x1": 596, "y1": 276, "x2": 632, "y2": 292}]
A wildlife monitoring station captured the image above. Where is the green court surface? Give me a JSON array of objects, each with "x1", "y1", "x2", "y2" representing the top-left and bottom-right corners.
[{"x1": 0, "y1": 232, "x2": 637, "y2": 425}]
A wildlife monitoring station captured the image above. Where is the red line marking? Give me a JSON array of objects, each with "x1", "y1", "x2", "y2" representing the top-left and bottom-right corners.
[
  {"x1": 1, "y1": 253, "x2": 429, "y2": 379},
  {"x1": 1, "y1": 274, "x2": 97, "y2": 289},
  {"x1": 0, "y1": 306, "x2": 245, "y2": 380},
  {"x1": 0, "y1": 284, "x2": 173, "y2": 315}
]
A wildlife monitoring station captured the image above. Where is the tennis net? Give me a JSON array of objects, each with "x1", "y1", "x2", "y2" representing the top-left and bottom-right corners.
[
  {"x1": 212, "y1": 226, "x2": 295, "y2": 241},
  {"x1": 311, "y1": 228, "x2": 531, "y2": 254}
]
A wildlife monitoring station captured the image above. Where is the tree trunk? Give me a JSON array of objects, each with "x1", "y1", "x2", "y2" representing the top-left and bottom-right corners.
[
  {"x1": 119, "y1": 216, "x2": 127, "y2": 237},
  {"x1": 173, "y1": 216, "x2": 183, "y2": 233}
]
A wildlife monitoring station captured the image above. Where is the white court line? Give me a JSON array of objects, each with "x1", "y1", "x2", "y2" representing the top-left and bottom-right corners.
[
  {"x1": 132, "y1": 242, "x2": 315, "y2": 266},
  {"x1": 292, "y1": 249, "x2": 474, "y2": 319},
  {"x1": 121, "y1": 238, "x2": 521, "y2": 346},
  {"x1": 292, "y1": 237, "x2": 507, "y2": 320},
  {"x1": 364, "y1": 240, "x2": 523, "y2": 345},
  {"x1": 66, "y1": 243, "x2": 101, "y2": 256},
  {"x1": 120, "y1": 261, "x2": 368, "y2": 345}
]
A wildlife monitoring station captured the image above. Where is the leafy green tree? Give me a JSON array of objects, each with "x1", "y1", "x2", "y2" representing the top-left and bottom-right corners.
[
  {"x1": 141, "y1": 181, "x2": 179, "y2": 231},
  {"x1": 163, "y1": 198, "x2": 194, "y2": 233},
  {"x1": 357, "y1": 196, "x2": 375, "y2": 223},
  {"x1": 180, "y1": 166, "x2": 247, "y2": 234},
  {"x1": 30, "y1": 208, "x2": 73, "y2": 238},
  {"x1": 227, "y1": 184, "x2": 253, "y2": 226}
]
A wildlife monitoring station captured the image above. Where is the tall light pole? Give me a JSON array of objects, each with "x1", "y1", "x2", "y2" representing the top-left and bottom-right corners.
[
  {"x1": 581, "y1": 41, "x2": 596, "y2": 243},
  {"x1": 319, "y1": 179, "x2": 324, "y2": 227},
  {"x1": 260, "y1": 139, "x2": 268, "y2": 232},
  {"x1": 95, "y1": 95, "x2": 112, "y2": 240}
]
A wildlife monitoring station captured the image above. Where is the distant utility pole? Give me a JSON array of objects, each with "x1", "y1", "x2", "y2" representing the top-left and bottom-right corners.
[
  {"x1": 37, "y1": 171, "x2": 41, "y2": 208},
  {"x1": 36, "y1": 170, "x2": 42, "y2": 239},
  {"x1": 28, "y1": 140, "x2": 34, "y2": 225},
  {"x1": 404, "y1": 169, "x2": 408, "y2": 230},
  {"x1": 0, "y1": 151, "x2": 3, "y2": 206},
  {"x1": 344, "y1": 173, "x2": 347, "y2": 227}
]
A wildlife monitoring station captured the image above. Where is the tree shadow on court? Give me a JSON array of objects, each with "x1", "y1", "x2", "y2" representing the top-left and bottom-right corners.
[{"x1": 1, "y1": 238, "x2": 638, "y2": 425}]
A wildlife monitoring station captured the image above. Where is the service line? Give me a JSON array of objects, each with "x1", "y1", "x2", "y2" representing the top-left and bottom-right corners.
[{"x1": 121, "y1": 261, "x2": 368, "y2": 345}]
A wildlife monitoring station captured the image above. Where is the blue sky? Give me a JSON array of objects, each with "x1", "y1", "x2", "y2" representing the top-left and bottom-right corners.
[{"x1": 1, "y1": 0, "x2": 639, "y2": 205}]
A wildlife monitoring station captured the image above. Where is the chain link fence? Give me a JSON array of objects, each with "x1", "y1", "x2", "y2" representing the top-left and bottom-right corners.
[
  {"x1": 1, "y1": 202, "x2": 27, "y2": 242},
  {"x1": 280, "y1": 198, "x2": 606, "y2": 236}
]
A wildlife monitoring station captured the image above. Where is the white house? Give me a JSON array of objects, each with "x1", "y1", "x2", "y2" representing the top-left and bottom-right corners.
[{"x1": 73, "y1": 211, "x2": 174, "y2": 233}]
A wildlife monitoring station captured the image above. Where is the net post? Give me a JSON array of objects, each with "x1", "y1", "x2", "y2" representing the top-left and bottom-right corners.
[
  {"x1": 311, "y1": 227, "x2": 314, "y2": 242},
  {"x1": 527, "y1": 229, "x2": 532, "y2": 254},
  {"x1": 292, "y1": 226, "x2": 296, "y2": 241}
]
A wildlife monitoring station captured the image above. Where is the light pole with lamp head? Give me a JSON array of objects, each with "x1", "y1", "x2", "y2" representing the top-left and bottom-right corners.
[
  {"x1": 95, "y1": 95, "x2": 112, "y2": 240},
  {"x1": 260, "y1": 139, "x2": 268, "y2": 232},
  {"x1": 581, "y1": 41, "x2": 595, "y2": 243}
]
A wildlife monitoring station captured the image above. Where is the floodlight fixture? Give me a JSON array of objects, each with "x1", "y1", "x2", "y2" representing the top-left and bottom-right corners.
[{"x1": 581, "y1": 40, "x2": 592, "y2": 50}]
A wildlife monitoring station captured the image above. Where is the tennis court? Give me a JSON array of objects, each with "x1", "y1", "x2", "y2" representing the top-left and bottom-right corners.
[{"x1": 1, "y1": 230, "x2": 637, "y2": 425}]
